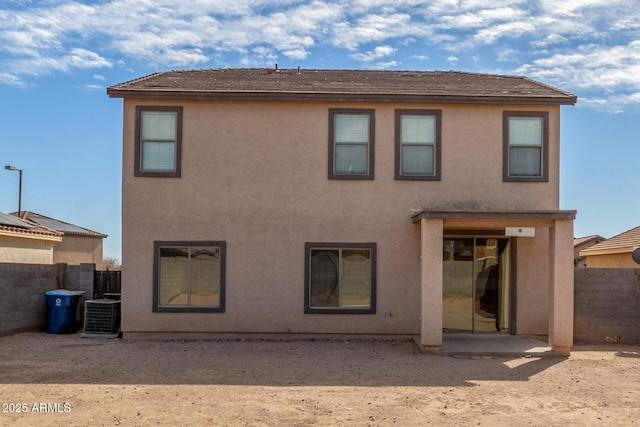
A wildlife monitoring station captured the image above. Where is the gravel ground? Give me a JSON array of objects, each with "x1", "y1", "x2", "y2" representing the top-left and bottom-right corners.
[{"x1": 0, "y1": 332, "x2": 638, "y2": 426}]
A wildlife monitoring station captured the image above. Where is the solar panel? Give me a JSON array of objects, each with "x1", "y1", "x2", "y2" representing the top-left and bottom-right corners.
[
  {"x1": 0, "y1": 212, "x2": 33, "y2": 228},
  {"x1": 30, "y1": 217, "x2": 89, "y2": 234}
]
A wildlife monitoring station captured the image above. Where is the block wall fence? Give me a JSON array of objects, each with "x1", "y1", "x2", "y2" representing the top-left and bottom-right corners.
[
  {"x1": 1, "y1": 264, "x2": 638, "y2": 344},
  {"x1": 0, "y1": 263, "x2": 94, "y2": 336},
  {"x1": 574, "y1": 268, "x2": 640, "y2": 344}
]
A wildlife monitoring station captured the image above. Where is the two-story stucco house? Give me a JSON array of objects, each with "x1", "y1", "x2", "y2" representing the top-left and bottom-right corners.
[{"x1": 108, "y1": 68, "x2": 577, "y2": 354}]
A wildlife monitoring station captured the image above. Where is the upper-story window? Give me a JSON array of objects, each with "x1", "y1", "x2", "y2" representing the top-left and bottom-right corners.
[
  {"x1": 135, "y1": 106, "x2": 182, "y2": 177},
  {"x1": 503, "y1": 111, "x2": 548, "y2": 182},
  {"x1": 328, "y1": 109, "x2": 375, "y2": 180},
  {"x1": 395, "y1": 109, "x2": 441, "y2": 181}
]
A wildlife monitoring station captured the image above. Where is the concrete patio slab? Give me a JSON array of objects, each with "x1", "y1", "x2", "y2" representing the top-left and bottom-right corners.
[{"x1": 419, "y1": 334, "x2": 558, "y2": 357}]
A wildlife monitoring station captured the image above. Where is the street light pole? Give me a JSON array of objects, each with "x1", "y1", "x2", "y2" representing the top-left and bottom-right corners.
[{"x1": 4, "y1": 165, "x2": 23, "y2": 217}]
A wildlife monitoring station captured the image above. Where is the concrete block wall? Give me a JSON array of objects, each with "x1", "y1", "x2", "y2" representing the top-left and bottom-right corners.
[
  {"x1": 0, "y1": 263, "x2": 60, "y2": 336},
  {"x1": 3, "y1": 262, "x2": 638, "y2": 343},
  {"x1": 0, "y1": 263, "x2": 95, "y2": 336},
  {"x1": 574, "y1": 268, "x2": 640, "y2": 344}
]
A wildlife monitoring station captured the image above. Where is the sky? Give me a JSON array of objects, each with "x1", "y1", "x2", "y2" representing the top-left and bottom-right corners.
[{"x1": 0, "y1": 0, "x2": 639, "y2": 262}]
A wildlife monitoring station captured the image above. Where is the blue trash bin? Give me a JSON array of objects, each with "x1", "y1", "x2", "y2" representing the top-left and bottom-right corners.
[{"x1": 45, "y1": 290, "x2": 83, "y2": 334}]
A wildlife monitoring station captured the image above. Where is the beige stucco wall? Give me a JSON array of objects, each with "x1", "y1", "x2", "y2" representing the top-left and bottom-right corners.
[
  {"x1": 52, "y1": 235, "x2": 104, "y2": 268},
  {"x1": 585, "y1": 253, "x2": 638, "y2": 268},
  {"x1": 0, "y1": 235, "x2": 56, "y2": 264},
  {"x1": 120, "y1": 99, "x2": 562, "y2": 335},
  {"x1": 516, "y1": 227, "x2": 551, "y2": 335}
]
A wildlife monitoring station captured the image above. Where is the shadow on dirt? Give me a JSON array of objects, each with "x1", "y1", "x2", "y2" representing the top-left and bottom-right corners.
[
  {"x1": 616, "y1": 350, "x2": 640, "y2": 358},
  {"x1": 0, "y1": 332, "x2": 572, "y2": 387}
]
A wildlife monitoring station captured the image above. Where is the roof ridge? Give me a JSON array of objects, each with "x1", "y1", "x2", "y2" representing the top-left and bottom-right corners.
[
  {"x1": 107, "y1": 68, "x2": 577, "y2": 105},
  {"x1": 13, "y1": 211, "x2": 107, "y2": 237},
  {"x1": 154, "y1": 67, "x2": 531, "y2": 78}
]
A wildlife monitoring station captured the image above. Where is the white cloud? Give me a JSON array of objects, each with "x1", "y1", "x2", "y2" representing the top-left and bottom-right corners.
[
  {"x1": 369, "y1": 60, "x2": 398, "y2": 70},
  {"x1": 65, "y1": 48, "x2": 112, "y2": 69},
  {"x1": 584, "y1": 91, "x2": 640, "y2": 113},
  {"x1": 515, "y1": 40, "x2": 640, "y2": 112},
  {"x1": 473, "y1": 21, "x2": 536, "y2": 45},
  {"x1": 83, "y1": 84, "x2": 103, "y2": 91},
  {"x1": 332, "y1": 12, "x2": 430, "y2": 50},
  {"x1": 0, "y1": 71, "x2": 26, "y2": 87},
  {"x1": 531, "y1": 34, "x2": 569, "y2": 49},
  {"x1": 282, "y1": 48, "x2": 309, "y2": 60},
  {"x1": 350, "y1": 45, "x2": 396, "y2": 62},
  {"x1": 538, "y1": 0, "x2": 625, "y2": 16},
  {"x1": 517, "y1": 41, "x2": 640, "y2": 91},
  {"x1": 240, "y1": 46, "x2": 278, "y2": 67},
  {"x1": 0, "y1": 0, "x2": 639, "y2": 109},
  {"x1": 496, "y1": 47, "x2": 518, "y2": 62},
  {"x1": 10, "y1": 48, "x2": 111, "y2": 76},
  {"x1": 438, "y1": 6, "x2": 528, "y2": 30}
]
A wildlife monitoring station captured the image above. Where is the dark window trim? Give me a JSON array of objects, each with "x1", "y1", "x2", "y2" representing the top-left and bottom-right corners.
[
  {"x1": 394, "y1": 109, "x2": 442, "y2": 181},
  {"x1": 328, "y1": 109, "x2": 375, "y2": 180},
  {"x1": 503, "y1": 111, "x2": 549, "y2": 182},
  {"x1": 304, "y1": 242, "x2": 377, "y2": 314},
  {"x1": 135, "y1": 106, "x2": 183, "y2": 178},
  {"x1": 153, "y1": 240, "x2": 226, "y2": 313}
]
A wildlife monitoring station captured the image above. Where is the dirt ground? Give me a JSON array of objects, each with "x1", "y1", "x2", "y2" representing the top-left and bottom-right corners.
[{"x1": 0, "y1": 332, "x2": 638, "y2": 426}]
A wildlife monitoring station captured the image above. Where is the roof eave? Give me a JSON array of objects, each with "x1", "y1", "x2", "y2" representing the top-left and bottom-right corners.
[
  {"x1": 580, "y1": 247, "x2": 635, "y2": 257},
  {"x1": 107, "y1": 89, "x2": 577, "y2": 105},
  {"x1": 0, "y1": 229, "x2": 63, "y2": 242},
  {"x1": 63, "y1": 232, "x2": 108, "y2": 238},
  {"x1": 412, "y1": 209, "x2": 578, "y2": 223}
]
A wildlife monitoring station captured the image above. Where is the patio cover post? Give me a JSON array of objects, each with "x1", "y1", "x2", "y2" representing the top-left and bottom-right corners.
[
  {"x1": 419, "y1": 217, "x2": 443, "y2": 352},
  {"x1": 548, "y1": 219, "x2": 574, "y2": 355}
]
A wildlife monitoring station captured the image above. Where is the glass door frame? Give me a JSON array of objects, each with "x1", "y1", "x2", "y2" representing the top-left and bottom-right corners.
[{"x1": 442, "y1": 231, "x2": 516, "y2": 334}]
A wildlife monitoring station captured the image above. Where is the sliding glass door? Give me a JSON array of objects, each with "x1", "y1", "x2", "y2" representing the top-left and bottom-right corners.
[{"x1": 442, "y1": 237, "x2": 511, "y2": 333}]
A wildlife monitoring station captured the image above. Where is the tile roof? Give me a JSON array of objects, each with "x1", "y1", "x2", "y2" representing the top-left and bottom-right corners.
[
  {"x1": 574, "y1": 235, "x2": 605, "y2": 247},
  {"x1": 0, "y1": 211, "x2": 63, "y2": 240},
  {"x1": 108, "y1": 68, "x2": 577, "y2": 105},
  {"x1": 0, "y1": 211, "x2": 33, "y2": 229},
  {"x1": 580, "y1": 226, "x2": 640, "y2": 255},
  {"x1": 14, "y1": 211, "x2": 107, "y2": 238}
]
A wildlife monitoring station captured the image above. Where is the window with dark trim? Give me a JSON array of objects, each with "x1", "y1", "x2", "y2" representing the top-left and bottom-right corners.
[
  {"x1": 153, "y1": 241, "x2": 226, "y2": 312},
  {"x1": 503, "y1": 111, "x2": 548, "y2": 182},
  {"x1": 304, "y1": 242, "x2": 376, "y2": 314},
  {"x1": 395, "y1": 109, "x2": 441, "y2": 180},
  {"x1": 328, "y1": 109, "x2": 375, "y2": 180},
  {"x1": 135, "y1": 106, "x2": 183, "y2": 177}
]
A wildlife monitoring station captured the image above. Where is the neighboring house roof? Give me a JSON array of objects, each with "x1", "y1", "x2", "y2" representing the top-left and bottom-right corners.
[
  {"x1": 574, "y1": 235, "x2": 605, "y2": 248},
  {"x1": 107, "y1": 68, "x2": 577, "y2": 105},
  {"x1": 574, "y1": 235, "x2": 606, "y2": 267},
  {"x1": 580, "y1": 226, "x2": 640, "y2": 256},
  {"x1": 0, "y1": 211, "x2": 63, "y2": 241},
  {"x1": 11, "y1": 211, "x2": 107, "y2": 238}
]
